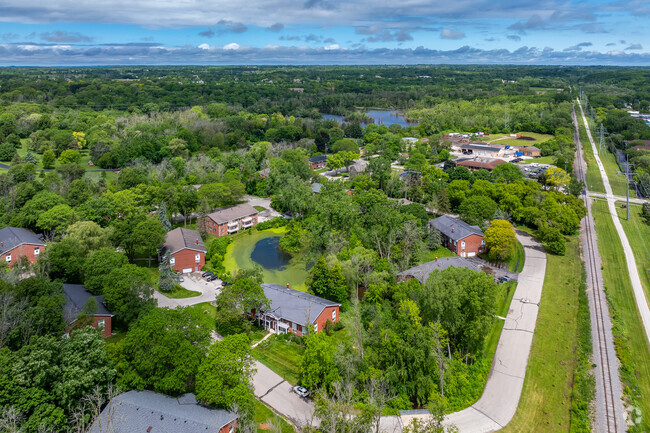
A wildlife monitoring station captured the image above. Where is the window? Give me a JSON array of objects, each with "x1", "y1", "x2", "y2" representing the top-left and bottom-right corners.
[
  {"x1": 332, "y1": 309, "x2": 337, "y2": 321},
  {"x1": 195, "y1": 253, "x2": 200, "y2": 263},
  {"x1": 292, "y1": 322, "x2": 297, "y2": 333},
  {"x1": 229, "y1": 425, "x2": 234, "y2": 433},
  {"x1": 461, "y1": 241, "x2": 465, "y2": 250},
  {"x1": 5, "y1": 254, "x2": 10, "y2": 262},
  {"x1": 34, "y1": 247, "x2": 40, "y2": 256},
  {"x1": 481, "y1": 239, "x2": 486, "y2": 246},
  {"x1": 170, "y1": 257, "x2": 175, "y2": 265},
  {"x1": 313, "y1": 322, "x2": 318, "y2": 333},
  {"x1": 97, "y1": 319, "x2": 105, "y2": 330}
]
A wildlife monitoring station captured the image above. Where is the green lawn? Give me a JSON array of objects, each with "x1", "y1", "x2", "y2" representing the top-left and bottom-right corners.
[
  {"x1": 508, "y1": 240, "x2": 525, "y2": 273},
  {"x1": 223, "y1": 227, "x2": 310, "y2": 292},
  {"x1": 486, "y1": 131, "x2": 553, "y2": 147},
  {"x1": 255, "y1": 401, "x2": 295, "y2": 433},
  {"x1": 483, "y1": 281, "x2": 517, "y2": 362},
  {"x1": 252, "y1": 335, "x2": 304, "y2": 385},
  {"x1": 591, "y1": 200, "x2": 650, "y2": 429},
  {"x1": 583, "y1": 116, "x2": 635, "y2": 197},
  {"x1": 501, "y1": 236, "x2": 582, "y2": 433},
  {"x1": 156, "y1": 284, "x2": 201, "y2": 299},
  {"x1": 419, "y1": 246, "x2": 457, "y2": 262},
  {"x1": 186, "y1": 302, "x2": 218, "y2": 331},
  {"x1": 517, "y1": 156, "x2": 556, "y2": 165},
  {"x1": 615, "y1": 203, "x2": 650, "y2": 301},
  {"x1": 577, "y1": 112, "x2": 605, "y2": 194},
  {"x1": 253, "y1": 206, "x2": 266, "y2": 212}
]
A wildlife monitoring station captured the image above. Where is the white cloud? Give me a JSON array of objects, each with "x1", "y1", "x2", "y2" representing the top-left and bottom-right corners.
[
  {"x1": 440, "y1": 29, "x2": 465, "y2": 40},
  {"x1": 323, "y1": 44, "x2": 339, "y2": 50},
  {"x1": 223, "y1": 42, "x2": 240, "y2": 50},
  {"x1": 198, "y1": 43, "x2": 210, "y2": 50}
]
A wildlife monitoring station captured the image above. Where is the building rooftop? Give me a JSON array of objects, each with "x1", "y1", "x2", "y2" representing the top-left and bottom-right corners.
[
  {"x1": 429, "y1": 215, "x2": 484, "y2": 242},
  {"x1": 460, "y1": 143, "x2": 502, "y2": 152},
  {"x1": 454, "y1": 157, "x2": 506, "y2": 170},
  {"x1": 261, "y1": 284, "x2": 339, "y2": 326},
  {"x1": 0, "y1": 227, "x2": 45, "y2": 254},
  {"x1": 161, "y1": 227, "x2": 206, "y2": 255},
  {"x1": 63, "y1": 284, "x2": 113, "y2": 321},
  {"x1": 397, "y1": 257, "x2": 482, "y2": 284},
  {"x1": 207, "y1": 203, "x2": 258, "y2": 225},
  {"x1": 309, "y1": 155, "x2": 328, "y2": 163},
  {"x1": 88, "y1": 390, "x2": 237, "y2": 433}
]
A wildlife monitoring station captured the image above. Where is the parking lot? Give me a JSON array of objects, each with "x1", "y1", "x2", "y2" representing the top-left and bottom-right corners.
[{"x1": 153, "y1": 272, "x2": 222, "y2": 308}]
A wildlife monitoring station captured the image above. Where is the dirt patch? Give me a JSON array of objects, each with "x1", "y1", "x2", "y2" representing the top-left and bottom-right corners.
[{"x1": 259, "y1": 423, "x2": 271, "y2": 430}]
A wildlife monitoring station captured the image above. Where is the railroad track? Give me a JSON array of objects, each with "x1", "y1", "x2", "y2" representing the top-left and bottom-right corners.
[{"x1": 572, "y1": 104, "x2": 622, "y2": 433}]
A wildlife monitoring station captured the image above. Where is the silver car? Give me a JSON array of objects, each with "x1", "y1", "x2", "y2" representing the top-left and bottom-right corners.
[{"x1": 293, "y1": 386, "x2": 309, "y2": 398}]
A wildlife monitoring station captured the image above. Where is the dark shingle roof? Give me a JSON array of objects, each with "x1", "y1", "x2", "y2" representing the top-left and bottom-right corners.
[
  {"x1": 0, "y1": 227, "x2": 45, "y2": 254},
  {"x1": 207, "y1": 203, "x2": 258, "y2": 225},
  {"x1": 88, "y1": 390, "x2": 238, "y2": 433},
  {"x1": 460, "y1": 143, "x2": 501, "y2": 152},
  {"x1": 262, "y1": 284, "x2": 339, "y2": 326},
  {"x1": 429, "y1": 215, "x2": 484, "y2": 241},
  {"x1": 397, "y1": 257, "x2": 482, "y2": 284},
  {"x1": 309, "y1": 155, "x2": 328, "y2": 163},
  {"x1": 161, "y1": 228, "x2": 206, "y2": 255},
  {"x1": 63, "y1": 284, "x2": 113, "y2": 320}
]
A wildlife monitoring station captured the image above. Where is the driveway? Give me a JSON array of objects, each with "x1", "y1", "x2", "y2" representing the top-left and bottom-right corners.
[
  {"x1": 400, "y1": 231, "x2": 547, "y2": 432},
  {"x1": 153, "y1": 272, "x2": 221, "y2": 308},
  {"x1": 243, "y1": 195, "x2": 281, "y2": 222},
  {"x1": 253, "y1": 361, "x2": 317, "y2": 428}
]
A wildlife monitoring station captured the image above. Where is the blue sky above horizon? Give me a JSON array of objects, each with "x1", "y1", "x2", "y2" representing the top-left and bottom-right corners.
[{"x1": 0, "y1": 0, "x2": 648, "y2": 65}]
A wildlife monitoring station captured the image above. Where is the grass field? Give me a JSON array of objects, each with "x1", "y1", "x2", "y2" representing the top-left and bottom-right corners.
[
  {"x1": 252, "y1": 335, "x2": 305, "y2": 385},
  {"x1": 419, "y1": 246, "x2": 457, "y2": 262},
  {"x1": 583, "y1": 116, "x2": 635, "y2": 198},
  {"x1": 486, "y1": 131, "x2": 553, "y2": 147},
  {"x1": 508, "y1": 240, "x2": 525, "y2": 273},
  {"x1": 591, "y1": 200, "x2": 650, "y2": 429},
  {"x1": 501, "y1": 236, "x2": 582, "y2": 433},
  {"x1": 517, "y1": 156, "x2": 556, "y2": 165},
  {"x1": 577, "y1": 111, "x2": 605, "y2": 193},
  {"x1": 483, "y1": 281, "x2": 517, "y2": 361},
  {"x1": 253, "y1": 206, "x2": 266, "y2": 212},
  {"x1": 186, "y1": 302, "x2": 218, "y2": 331},
  {"x1": 223, "y1": 227, "x2": 310, "y2": 292},
  {"x1": 255, "y1": 401, "x2": 295, "y2": 433},
  {"x1": 615, "y1": 203, "x2": 650, "y2": 301},
  {"x1": 157, "y1": 284, "x2": 201, "y2": 299}
]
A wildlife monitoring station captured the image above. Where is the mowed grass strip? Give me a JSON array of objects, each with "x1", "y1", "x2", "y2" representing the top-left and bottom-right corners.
[
  {"x1": 615, "y1": 203, "x2": 650, "y2": 301},
  {"x1": 592, "y1": 200, "x2": 650, "y2": 429},
  {"x1": 255, "y1": 400, "x2": 295, "y2": 433},
  {"x1": 501, "y1": 236, "x2": 581, "y2": 433},
  {"x1": 577, "y1": 111, "x2": 605, "y2": 194},
  {"x1": 252, "y1": 335, "x2": 304, "y2": 385}
]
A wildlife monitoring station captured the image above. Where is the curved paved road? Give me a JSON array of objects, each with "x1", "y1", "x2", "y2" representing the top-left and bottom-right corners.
[
  {"x1": 401, "y1": 232, "x2": 547, "y2": 432},
  {"x1": 577, "y1": 99, "x2": 650, "y2": 345}
]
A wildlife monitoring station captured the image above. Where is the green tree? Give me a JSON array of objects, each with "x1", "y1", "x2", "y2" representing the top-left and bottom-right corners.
[
  {"x1": 158, "y1": 202, "x2": 172, "y2": 231},
  {"x1": 158, "y1": 251, "x2": 176, "y2": 292},
  {"x1": 132, "y1": 216, "x2": 167, "y2": 266},
  {"x1": 37, "y1": 204, "x2": 76, "y2": 239},
  {"x1": 57, "y1": 149, "x2": 81, "y2": 165},
  {"x1": 115, "y1": 307, "x2": 210, "y2": 395},
  {"x1": 196, "y1": 334, "x2": 256, "y2": 422},
  {"x1": 43, "y1": 238, "x2": 86, "y2": 283},
  {"x1": 215, "y1": 277, "x2": 269, "y2": 333},
  {"x1": 66, "y1": 220, "x2": 111, "y2": 253},
  {"x1": 484, "y1": 219, "x2": 516, "y2": 261},
  {"x1": 309, "y1": 258, "x2": 349, "y2": 304},
  {"x1": 300, "y1": 332, "x2": 340, "y2": 392},
  {"x1": 65, "y1": 179, "x2": 91, "y2": 207},
  {"x1": 84, "y1": 248, "x2": 129, "y2": 295},
  {"x1": 331, "y1": 138, "x2": 359, "y2": 154},
  {"x1": 458, "y1": 195, "x2": 497, "y2": 227},
  {"x1": 0, "y1": 142, "x2": 17, "y2": 161},
  {"x1": 545, "y1": 166, "x2": 570, "y2": 190},
  {"x1": 102, "y1": 264, "x2": 155, "y2": 325},
  {"x1": 42, "y1": 149, "x2": 56, "y2": 169},
  {"x1": 491, "y1": 163, "x2": 524, "y2": 183}
]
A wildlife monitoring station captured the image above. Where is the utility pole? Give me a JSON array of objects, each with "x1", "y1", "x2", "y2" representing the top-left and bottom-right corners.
[
  {"x1": 626, "y1": 153, "x2": 630, "y2": 221},
  {"x1": 599, "y1": 124, "x2": 605, "y2": 154}
]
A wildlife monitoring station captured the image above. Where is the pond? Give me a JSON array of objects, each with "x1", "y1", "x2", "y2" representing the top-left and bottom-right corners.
[
  {"x1": 223, "y1": 227, "x2": 310, "y2": 291},
  {"x1": 322, "y1": 110, "x2": 418, "y2": 128},
  {"x1": 250, "y1": 236, "x2": 292, "y2": 270}
]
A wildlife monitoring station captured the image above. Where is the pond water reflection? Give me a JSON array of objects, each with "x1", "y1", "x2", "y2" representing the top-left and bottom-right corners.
[{"x1": 250, "y1": 236, "x2": 292, "y2": 270}]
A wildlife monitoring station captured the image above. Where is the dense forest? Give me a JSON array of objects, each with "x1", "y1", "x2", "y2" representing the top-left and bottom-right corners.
[{"x1": 0, "y1": 65, "x2": 644, "y2": 432}]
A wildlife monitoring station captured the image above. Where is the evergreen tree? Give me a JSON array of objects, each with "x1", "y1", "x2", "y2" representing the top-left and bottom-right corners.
[
  {"x1": 24, "y1": 151, "x2": 38, "y2": 164},
  {"x1": 158, "y1": 201, "x2": 172, "y2": 231},
  {"x1": 42, "y1": 149, "x2": 56, "y2": 169},
  {"x1": 328, "y1": 263, "x2": 349, "y2": 304},
  {"x1": 309, "y1": 256, "x2": 330, "y2": 298},
  {"x1": 158, "y1": 250, "x2": 176, "y2": 292}
]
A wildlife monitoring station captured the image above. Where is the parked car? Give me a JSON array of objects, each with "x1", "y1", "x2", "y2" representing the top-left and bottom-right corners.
[
  {"x1": 222, "y1": 281, "x2": 233, "y2": 286},
  {"x1": 207, "y1": 274, "x2": 219, "y2": 282},
  {"x1": 177, "y1": 276, "x2": 184, "y2": 283},
  {"x1": 202, "y1": 271, "x2": 213, "y2": 278},
  {"x1": 293, "y1": 386, "x2": 309, "y2": 398},
  {"x1": 498, "y1": 276, "x2": 512, "y2": 283}
]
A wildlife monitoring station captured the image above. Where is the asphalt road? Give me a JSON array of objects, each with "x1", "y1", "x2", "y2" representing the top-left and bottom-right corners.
[
  {"x1": 401, "y1": 232, "x2": 547, "y2": 432},
  {"x1": 153, "y1": 273, "x2": 221, "y2": 308}
]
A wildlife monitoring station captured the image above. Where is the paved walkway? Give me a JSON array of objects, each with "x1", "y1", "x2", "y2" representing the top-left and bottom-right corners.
[
  {"x1": 577, "y1": 99, "x2": 650, "y2": 345},
  {"x1": 587, "y1": 191, "x2": 646, "y2": 205},
  {"x1": 401, "y1": 232, "x2": 547, "y2": 432}
]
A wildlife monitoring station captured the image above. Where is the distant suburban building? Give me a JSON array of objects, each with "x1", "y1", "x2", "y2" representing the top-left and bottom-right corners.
[
  {"x1": 202, "y1": 204, "x2": 258, "y2": 237},
  {"x1": 256, "y1": 284, "x2": 340, "y2": 336},
  {"x1": 63, "y1": 284, "x2": 113, "y2": 338},
  {"x1": 309, "y1": 155, "x2": 328, "y2": 169},
  {"x1": 397, "y1": 257, "x2": 482, "y2": 284},
  {"x1": 0, "y1": 227, "x2": 46, "y2": 266},
  {"x1": 460, "y1": 143, "x2": 503, "y2": 157},
  {"x1": 88, "y1": 390, "x2": 238, "y2": 433},
  {"x1": 161, "y1": 228, "x2": 206, "y2": 273},
  {"x1": 454, "y1": 157, "x2": 506, "y2": 172},
  {"x1": 520, "y1": 146, "x2": 541, "y2": 157},
  {"x1": 429, "y1": 215, "x2": 486, "y2": 257}
]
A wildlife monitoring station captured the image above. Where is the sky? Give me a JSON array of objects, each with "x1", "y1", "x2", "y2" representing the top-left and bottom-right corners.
[{"x1": 0, "y1": 0, "x2": 648, "y2": 65}]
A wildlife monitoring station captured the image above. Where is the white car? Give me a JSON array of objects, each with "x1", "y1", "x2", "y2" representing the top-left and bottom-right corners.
[{"x1": 293, "y1": 386, "x2": 309, "y2": 398}]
